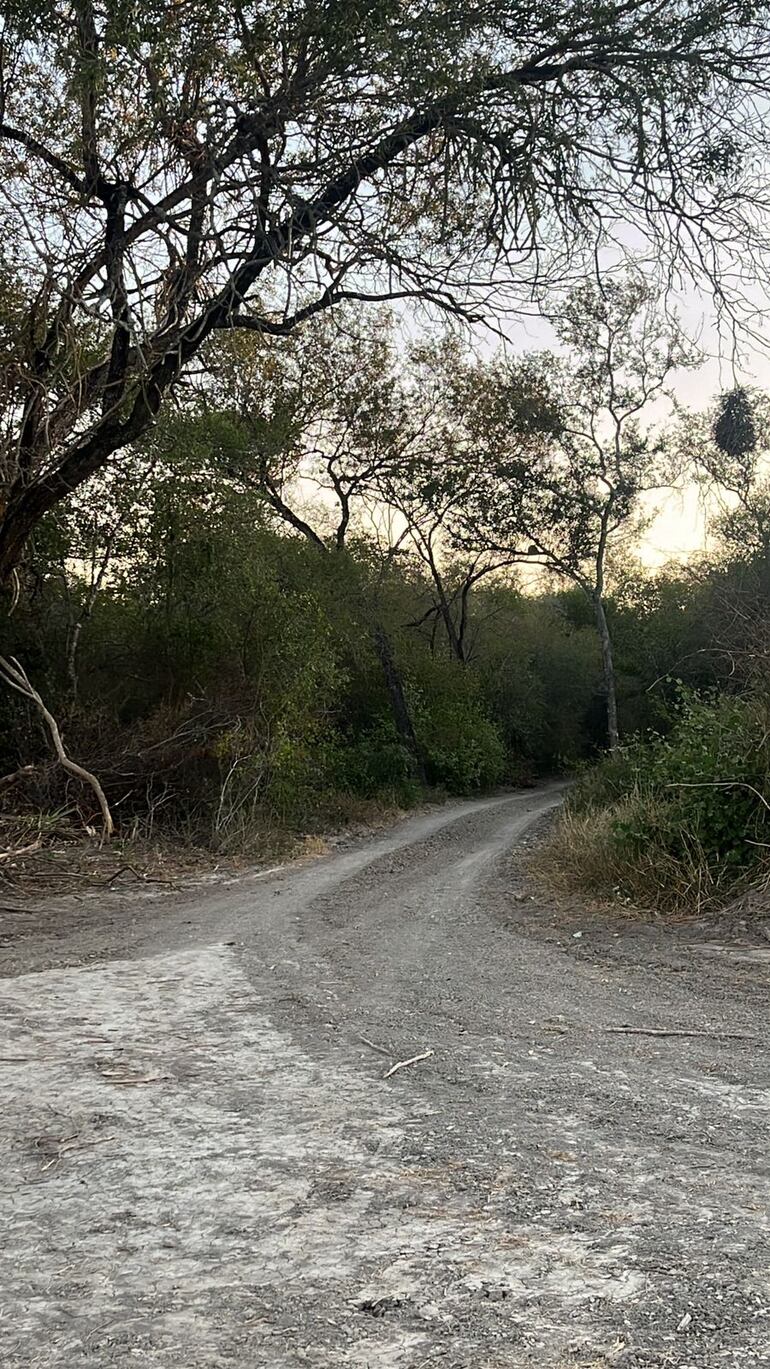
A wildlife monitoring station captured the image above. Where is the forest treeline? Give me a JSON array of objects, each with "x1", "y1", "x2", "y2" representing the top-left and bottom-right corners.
[
  {"x1": 1, "y1": 466, "x2": 763, "y2": 856},
  {"x1": 2, "y1": 292, "x2": 770, "y2": 909}
]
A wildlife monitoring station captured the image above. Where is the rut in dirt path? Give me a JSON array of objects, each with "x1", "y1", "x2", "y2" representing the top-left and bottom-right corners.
[{"x1": 2, "y1": 783, "x2": 770, "y2": 1369}]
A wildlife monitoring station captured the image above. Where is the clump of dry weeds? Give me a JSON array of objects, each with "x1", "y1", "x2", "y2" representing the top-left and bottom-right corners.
[
  {"x1": 531, "y1": 799, "x2": 716, "y2": 916},
  {"x1": 533, "y1": 787, "x2": 770, "y2": 918},
  {"x1": 0, "y1": 790, "x2": 414, "y2": 899}
]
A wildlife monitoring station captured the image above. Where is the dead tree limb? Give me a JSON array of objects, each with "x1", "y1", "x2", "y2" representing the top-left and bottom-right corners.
[
  {"x1": 0, "y1": 655, "x2": 113, "y2": 840},
  {"x1": 383, "y1": 1049, "x2": 434, "y2": 1079},
  {"x1": 604, "y1": 1025, "x2": 755, "y2": 1041}
]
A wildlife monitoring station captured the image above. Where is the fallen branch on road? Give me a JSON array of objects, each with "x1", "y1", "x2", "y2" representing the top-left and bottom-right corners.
[
  {"x1": 384, "y1": 1049, "x2": 434, "y2": 1079},
  {"x1": 604, "y1": 1025, "x2": 756, "y2": 1041},
  {"x1": 356, "y1": 1034, "x2": 392, "y2": 1058}
]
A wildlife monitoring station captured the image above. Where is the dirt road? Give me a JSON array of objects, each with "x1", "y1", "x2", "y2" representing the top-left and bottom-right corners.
[{"x1": 2, "y1": 785, "x2": 770, "y2": 1368}]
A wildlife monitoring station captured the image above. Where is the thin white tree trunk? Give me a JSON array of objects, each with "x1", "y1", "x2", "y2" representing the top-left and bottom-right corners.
[{"x1": 593, "y1": 595, "x2": 620, "y2": 752}]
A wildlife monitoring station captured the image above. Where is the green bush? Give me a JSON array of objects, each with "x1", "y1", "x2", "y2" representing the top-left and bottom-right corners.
[
  {"x1": 471, "y1": 591, "x2": 601, "y2": 767},
  {"x1": 328, "y1": 720, "x2": 418, "y2": 802},
  {"x1": 548, "y1": 691, "x2": 770, "y2": 909},
  {"x1": 409, "y1": 659, "x2": 507, "y2": 792}
]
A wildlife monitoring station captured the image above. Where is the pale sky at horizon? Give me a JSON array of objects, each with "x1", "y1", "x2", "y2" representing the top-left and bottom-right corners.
[{"x1": 472, "y1": 286, "x2": 770, "y2": 567}]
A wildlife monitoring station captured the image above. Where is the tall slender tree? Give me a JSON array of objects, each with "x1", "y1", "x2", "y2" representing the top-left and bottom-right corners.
[{"x1": 403, "y1": 280, "x2": 693, "y2": 749}]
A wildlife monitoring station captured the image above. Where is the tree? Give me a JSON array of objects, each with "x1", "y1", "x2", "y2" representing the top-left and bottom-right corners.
[
  {"x1": 56, "y1": 457, "x2": 157, "y2": 706},
  {"x1": 1, "y1": 1, "x2": 770, "y2": 584},
  {"x1": 692, "y1": 387, "x2": 770, "y2": 564},
  {"x1": 203, "y1": 312, "x2": 430, "y2": 780},
  {"x1": 418, "y1": 279, "x2": 693, "y2": 749},
  {"x1": 375, "y1": 337, "x2": 517, "y2": 664},
  {"x1": 686, "y1": 387, "x2": 770, "y2": 685},
  {"x1": 205, "y1": 309, "x2": 416, "y2": 549}
]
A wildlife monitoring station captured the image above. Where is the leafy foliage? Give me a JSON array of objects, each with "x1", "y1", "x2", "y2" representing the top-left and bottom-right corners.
[
  {"x1": 3, "y1": 0, "x2": 770, "y2": 579},
  {"x1": 550, "y1": 692, "x2": 770, "y2": 910}
]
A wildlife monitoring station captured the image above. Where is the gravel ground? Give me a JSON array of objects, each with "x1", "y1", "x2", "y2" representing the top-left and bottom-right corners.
[{"x1": 2, "y1": 784, "x2": 770, "y2": 1368}]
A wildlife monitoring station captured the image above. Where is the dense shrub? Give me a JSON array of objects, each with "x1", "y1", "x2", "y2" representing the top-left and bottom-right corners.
[
  {"x1": 409, "y1": 657, "x2": 507, "y2": 791},
  {"x1": 542, "y1": 692, "x2": 770, "y2": 911},
  {"x1": 470, "y1": 590, "x2": 601, "y2": 766}
]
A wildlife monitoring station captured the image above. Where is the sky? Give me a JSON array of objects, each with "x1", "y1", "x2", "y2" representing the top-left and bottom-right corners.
[
  {"x1": 475, "y1": 286, "x2": 770, "y2": 567},
  {"x1": 305, "y1": 269, "x2": 770, "y2": 571}
]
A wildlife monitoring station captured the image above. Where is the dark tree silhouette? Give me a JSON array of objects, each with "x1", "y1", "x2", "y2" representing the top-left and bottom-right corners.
[{"x1": 2, "y1": 1, "x2": 770, "y2": 582}]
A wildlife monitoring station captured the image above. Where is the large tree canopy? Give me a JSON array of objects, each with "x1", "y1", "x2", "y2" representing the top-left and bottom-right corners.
[{"x1": 1, "y1": 0, "x2": 770, "y2": 581}]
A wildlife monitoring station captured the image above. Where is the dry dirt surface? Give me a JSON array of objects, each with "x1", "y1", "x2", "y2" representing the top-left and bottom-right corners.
[{"x1": 2, "y1": 784, "x2": 770, "y2": 1369}]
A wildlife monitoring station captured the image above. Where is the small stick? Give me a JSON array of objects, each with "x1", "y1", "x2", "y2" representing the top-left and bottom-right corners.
[
  {"x1": 605, "y1": 1026, "x2": 755, "y2": 1041},
  {"x1": 39, "y1": 1135, "x2": 116, "y2": 1172},
  {"x1": 384, "y1": 1049, "x2": 434, "y2": 1079},
  {"x1": 0, "y1": 1056, "x2": 52, "y2": 1063},
  {"x1": 0, "y1": 840, "x2": 42, "y2": 862},
  {"x1": 59, "y1": 1134, "x2": 116, "y2": 1154},
  {"x1": 98, "y1": 1069, "x2": 168, "y2": 1084},
  {"x1": 356, "y1": 1034, "x2": 392, "y2": 1058},
  {"x1": 105, "y1": 866, "x2": 177, "y2": 887}
]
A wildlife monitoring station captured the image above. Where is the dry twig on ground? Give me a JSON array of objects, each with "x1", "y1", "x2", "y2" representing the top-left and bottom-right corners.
[
  {"x1": 604, "y1": 1025, "x2": 756, "y2": 1041},
  {"x1": 384, "y1": 1049, "x2": 434, "y2": 1079}
]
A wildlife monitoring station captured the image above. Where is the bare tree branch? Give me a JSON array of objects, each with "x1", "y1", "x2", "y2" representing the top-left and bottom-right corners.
[{"x1": 0, "y1": 656, "x2": 114, "y2": 840}]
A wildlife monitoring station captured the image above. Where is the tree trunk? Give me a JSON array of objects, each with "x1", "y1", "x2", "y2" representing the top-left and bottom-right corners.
[
  {"x1": 0, "y1": 501, "x2": 41, "y2": 588},
  {"x1": 593, "y1": 594, "x2": 620, "y2": 752},
  {"x1": 66, "y1": 619, "x2": 83, "y2": 706},
  {"x1": 434, "y1": 584, "x2": 464, "y2": 662},
  {"x1": 371, "y1": 623, "x2": 428, "y2": 786},
  {"x1": 424, "y1": 549, "x2": 465, "y2": 662}
]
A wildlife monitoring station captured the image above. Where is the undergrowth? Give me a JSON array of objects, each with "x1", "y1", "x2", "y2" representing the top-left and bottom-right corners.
[{"x1": 536, "y1": 691, "x2": 770, "y2": 914}]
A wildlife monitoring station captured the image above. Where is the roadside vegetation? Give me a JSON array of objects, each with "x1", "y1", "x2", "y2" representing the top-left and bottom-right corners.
[
  {"x1": 538, "y1": 394, "x2": 770, "y2": 914},
  {"x1": 3, "y1": 297, "x2": 770, "y2": 914},
  {"x1": 0, "y1": 476, "x2": 602, "y2": 856},
  {"x1": 540, "y1": 694, "x2": 770, "y2": 914},
  {"x1": 3, "y1": 2, "x2": 770, "y2": 914},
  {"x1": 3, "y1": 348, "x2": 770, "y2": 906}
]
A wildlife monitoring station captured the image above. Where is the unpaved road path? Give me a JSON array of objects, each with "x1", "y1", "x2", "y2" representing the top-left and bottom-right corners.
[{"x1": 2, "y1": 784, "x2": 770, "y2": 1368}]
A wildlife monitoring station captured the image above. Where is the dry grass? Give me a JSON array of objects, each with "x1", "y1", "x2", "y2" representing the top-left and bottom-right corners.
[
  {"x1": 530, "y1": 797, "x2": 735, "y2": 917},
  {"x1": 0, "y1": 791, "x2": 417, "y2": 898}
]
